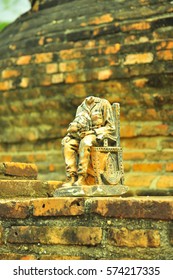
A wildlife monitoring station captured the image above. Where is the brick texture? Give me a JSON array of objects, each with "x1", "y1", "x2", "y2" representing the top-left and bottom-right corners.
[
  {"x1": 0, "y1": 195, "x2": 172, "y2": 259},
  {"x1": 7, "y1": 226, "x2": 102, "y2": 245},
  {"x1": 0, "y1": 200, "x2": 30, "y2": 218},
  {"x1": 89, "y1": 197, "x2": 173, "y2": 220},
  {"x1": 32, "y1": 197, "x2": 85, "y2": 216},
  {"x1": 0, "y1": 0, "x2": 172, "y2": 190},
  {"x1": 108, "y1": 228, "x2": 160, "y2": 247}
]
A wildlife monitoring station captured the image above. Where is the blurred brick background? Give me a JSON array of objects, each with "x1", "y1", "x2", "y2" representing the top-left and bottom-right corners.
[{"x1": 0, "y1": 0, "x2": 172, "y2": 192}]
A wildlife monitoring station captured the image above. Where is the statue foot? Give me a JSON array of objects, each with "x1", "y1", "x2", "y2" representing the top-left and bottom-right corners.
[
  {"x1": 62, "y1": 176, "x2": 77, "y2": 187},
  {"x1": 73, "y1": 175, "x2": 87, "y2": 186}
]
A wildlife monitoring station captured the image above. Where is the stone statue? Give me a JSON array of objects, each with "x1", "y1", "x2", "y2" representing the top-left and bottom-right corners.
[{"x1": 62, "y1": 96, "x2": 118, "y2": 187}]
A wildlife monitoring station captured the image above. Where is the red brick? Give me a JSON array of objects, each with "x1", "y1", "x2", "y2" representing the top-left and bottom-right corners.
[
  {"x1": 104, "y1": 44, "x2": 121, "y2": 55},
  {"x1": 20, "y1": 77, "x2": 29, "y2": 88},
  {"x1": 125, "y1": 174, "x2": 156, "y2": 187},
  {"x1": 2, "y1": 69, "x2": 20, "y2": 79},
  {"x1": 90, "y1": 197, "x2": 173, "y2": 220},
  {"x1": 157, "y1": 50, "x2": 173, "y2": 61},
  {"x1": 124, "y1": 53, "x2": 153, "y2": 65},
  {"x1": 0, "y1": 254, "x2": 36, "y2": 260},
  {"x1": 0, "y1": 180, "x2": 47, "y2": 198},
  {"x1": 52, "y1": 73, "x2": 64, "y2": 84},
  {"x1": 133, "y1": 78, "x2": 148, "y2": 88},
  {"x1": 65, "y1": 72, "x2": 86, "y2": 83},
  {"x1": 7, "y1": 226, "x2": 102, "y2": 245},
  {"x1": 2, "y1": 162, "x2": 38, "y2": 178},
  {"x1": 35, "y1": 53, "x2": 53, "y2": 63},
  {"x1": 121, "y1": 138, "x2": 158, "y2": 149},
  {"x1": 40, "y1": 75, "x2": 52, "y2": 86},
  {"x1": 32, "y1": 197, "x2": 84, "y2": 216},
  {"x1": 16, "y1": 55, "x2": 32, "y2": 65},
  {"x1": 121, "y1": 21, "x2": 151, "y2": 32},
  {"x1": 0, "y1": 80, "x2": 13, "y2": 91},
  {"x1": 59, "y1": 61, "x2": 78, "y2": 72},
  {"x1": 140, "y1": 123, "x2": 169, "y2": 136},
  {"x1": 88, "y1": 14, "x2": 113, "y2": 25},
  {"x1": 108, "y1": 228, "x2": 160, "y2": 247},
  {"x1": 166, "y1": 163, "x2": 173, "y2": 172},
  {"x1": 120, "y1": 124, "x2": 138, "y2": 138},
  {"x1": 133, "y1": 163, "x2": 163, "y2": 172},
  {"x1": 123, "y1": 152, "x2": 145, "y2": 160},
  {"x1": 98, "y1": 69, "x2": 112, "y2": 80},
  {"x1": 59, "y1": 49, "x2": 83, "y2": 60},
  {"x1": 46, "y1": 63, "x2": 58, "y2": 74},
  {"x1": 0, "y1": 200, "x2": 30, "y2": 218},
  {"x1": 156, "y1": 176, "x2": 173, "y2": 188}
]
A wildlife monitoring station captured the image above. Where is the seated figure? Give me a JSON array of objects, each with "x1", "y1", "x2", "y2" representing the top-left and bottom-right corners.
[{"x1": 61, "y1": 96, "x2": 118, "y2": 187}]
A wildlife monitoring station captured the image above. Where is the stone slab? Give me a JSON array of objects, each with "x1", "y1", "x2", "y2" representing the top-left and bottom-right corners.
[{"x1": 54, "y1": 184, "x2": 128, "y2": 197}]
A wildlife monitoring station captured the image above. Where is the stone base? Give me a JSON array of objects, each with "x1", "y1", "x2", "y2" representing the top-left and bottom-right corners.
[{"x1": 54, "y1": 184, "x2": 128, "y2": 197}]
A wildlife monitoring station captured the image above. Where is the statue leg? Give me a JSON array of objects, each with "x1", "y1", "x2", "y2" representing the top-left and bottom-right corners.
[
  {"x1": 74, "y1": 134, "x2": 97, "y2": 186},
  {"x1": 62, "y1": 138, "x2": 79, "y2": 186}
]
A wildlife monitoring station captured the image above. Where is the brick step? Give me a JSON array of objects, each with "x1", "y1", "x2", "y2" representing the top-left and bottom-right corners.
[
  {"x1": 0, "y1": 180, "x2": 62, "y2": 198},
  {"x1": 0, "y1": 162, "x2": 38, "y2": 179}
]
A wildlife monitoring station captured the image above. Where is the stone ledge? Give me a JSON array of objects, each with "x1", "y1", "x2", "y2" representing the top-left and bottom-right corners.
[{"x1": 0, "y1": 196, "x2": 172, "y2": 220}]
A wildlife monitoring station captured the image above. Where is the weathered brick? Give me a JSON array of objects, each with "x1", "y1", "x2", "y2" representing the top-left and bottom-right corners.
[
  {"x1": 98, "y1": 69, "x2": 112, "y2": 80},
  {"x1": 7, "y1": 226, "x2": 102, "y2": 245},
  {"x1": 35, "y1": 53, "x2": 53, "y2": 63},
  {"x1": 52, "y1": 73, "x2": 64, "y2": 84},
  {"x1": 0, "y1": 180, "x2": 47, "y2": 198},
  {"x1": 46, "y1": 63, "x2": 58, "y2": 74},
  {"x1": 0, "y1": 162, "x2": 38, "y2": 178},
  {"x1": 156, "y1": 41, "x2": 173, "y2": 51},
  {"x1": 59, "y1": 49, "x2": 83, "y2": 60},
  {"x1": 88, "y1": 14, "x2": 113, "y2": 25},
  {"x1": 125, "y1": 174, "x2": 156, "y2": 187},
  {"x1": 0, "y1": 200, "x2": 30, "y2": 219},
  {"x1": 59, "y1": 61, "x2": 78, "y2": 72},
  {"x1": 40, "y1": 75, "x2": 52, "y2": 86},
  {"x1": 0, "y1": 80, "x2": 13, "y2": 91},
  {"x1": 90, "y1": 197, "x2": 173, "y2": 220},
  {"x1": 157, "y1": 50, "x2": 173, "y2": 61},
  {"x1": 104, "y1": 43, "x2": 121, "y2": 55},
  {"x1": 108, "y1": 228, "x2": 160, "y2": 247},
  {"x1": 0, "y1": 254, "x2": 36, "y2": 260},
  {"x1": 120, "y1": 124, "x2": 138, "y2": 138},
  {"x1": 2, "y1": 69, "x2": 20, "y2": 79},
  {"x1": 121, "y1": 138, "x2": 158, "y2": 149},
  {"x1": 121, "y1": 21, "x2": 151, "y2": 32},
  {"x1": 140, "y1": 123, "x2": 169, "y2": 136},
  {"x1": 16, "y1": 55, "x2": 32, "y2": 65},
  {"x1": 132, "y1": 78, "x2": 148, "y2": 88},
  {"x1": 133, "y1": 163, "x2": 163, "y2": 172},
  {"x1": 32, "y1": 197, "x2": 84, "y2": 216},
  {"x1": 65, "y1": 72, "x2": 86, "y2": 83},
  {"x1": 166, "y1": 163, "x2": 173, "y2": 172},
  {"x1": 20, "y1": 77, "x2": 29, "y2": 88},
  {"x1": 123, "y1": 151, "x2": 145, "y2": 160},
  {"x1": 124, "y1": 53, "x2": 153, "y2": 65},
  {"x1": 156, "y1": 176, "x2": 173, "y2": 188}
]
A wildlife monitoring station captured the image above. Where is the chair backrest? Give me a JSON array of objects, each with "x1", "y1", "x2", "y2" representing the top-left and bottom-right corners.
[{"x1": 112, "y1": 103, "x2": 120, "y2": 146}]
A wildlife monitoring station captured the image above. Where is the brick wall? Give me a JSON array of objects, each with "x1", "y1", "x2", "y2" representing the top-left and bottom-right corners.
[
  {"x1": 0, "y1": 185, "x2": 173, "y2": 259},
  {"x1": 0, "y1": 0, "x2": 173, "y2": 192}
]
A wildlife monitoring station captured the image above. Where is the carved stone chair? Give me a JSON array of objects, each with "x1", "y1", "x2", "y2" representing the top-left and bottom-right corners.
[{"x1": 87, "y1": 103, "x2": 124, "y2": 186}]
